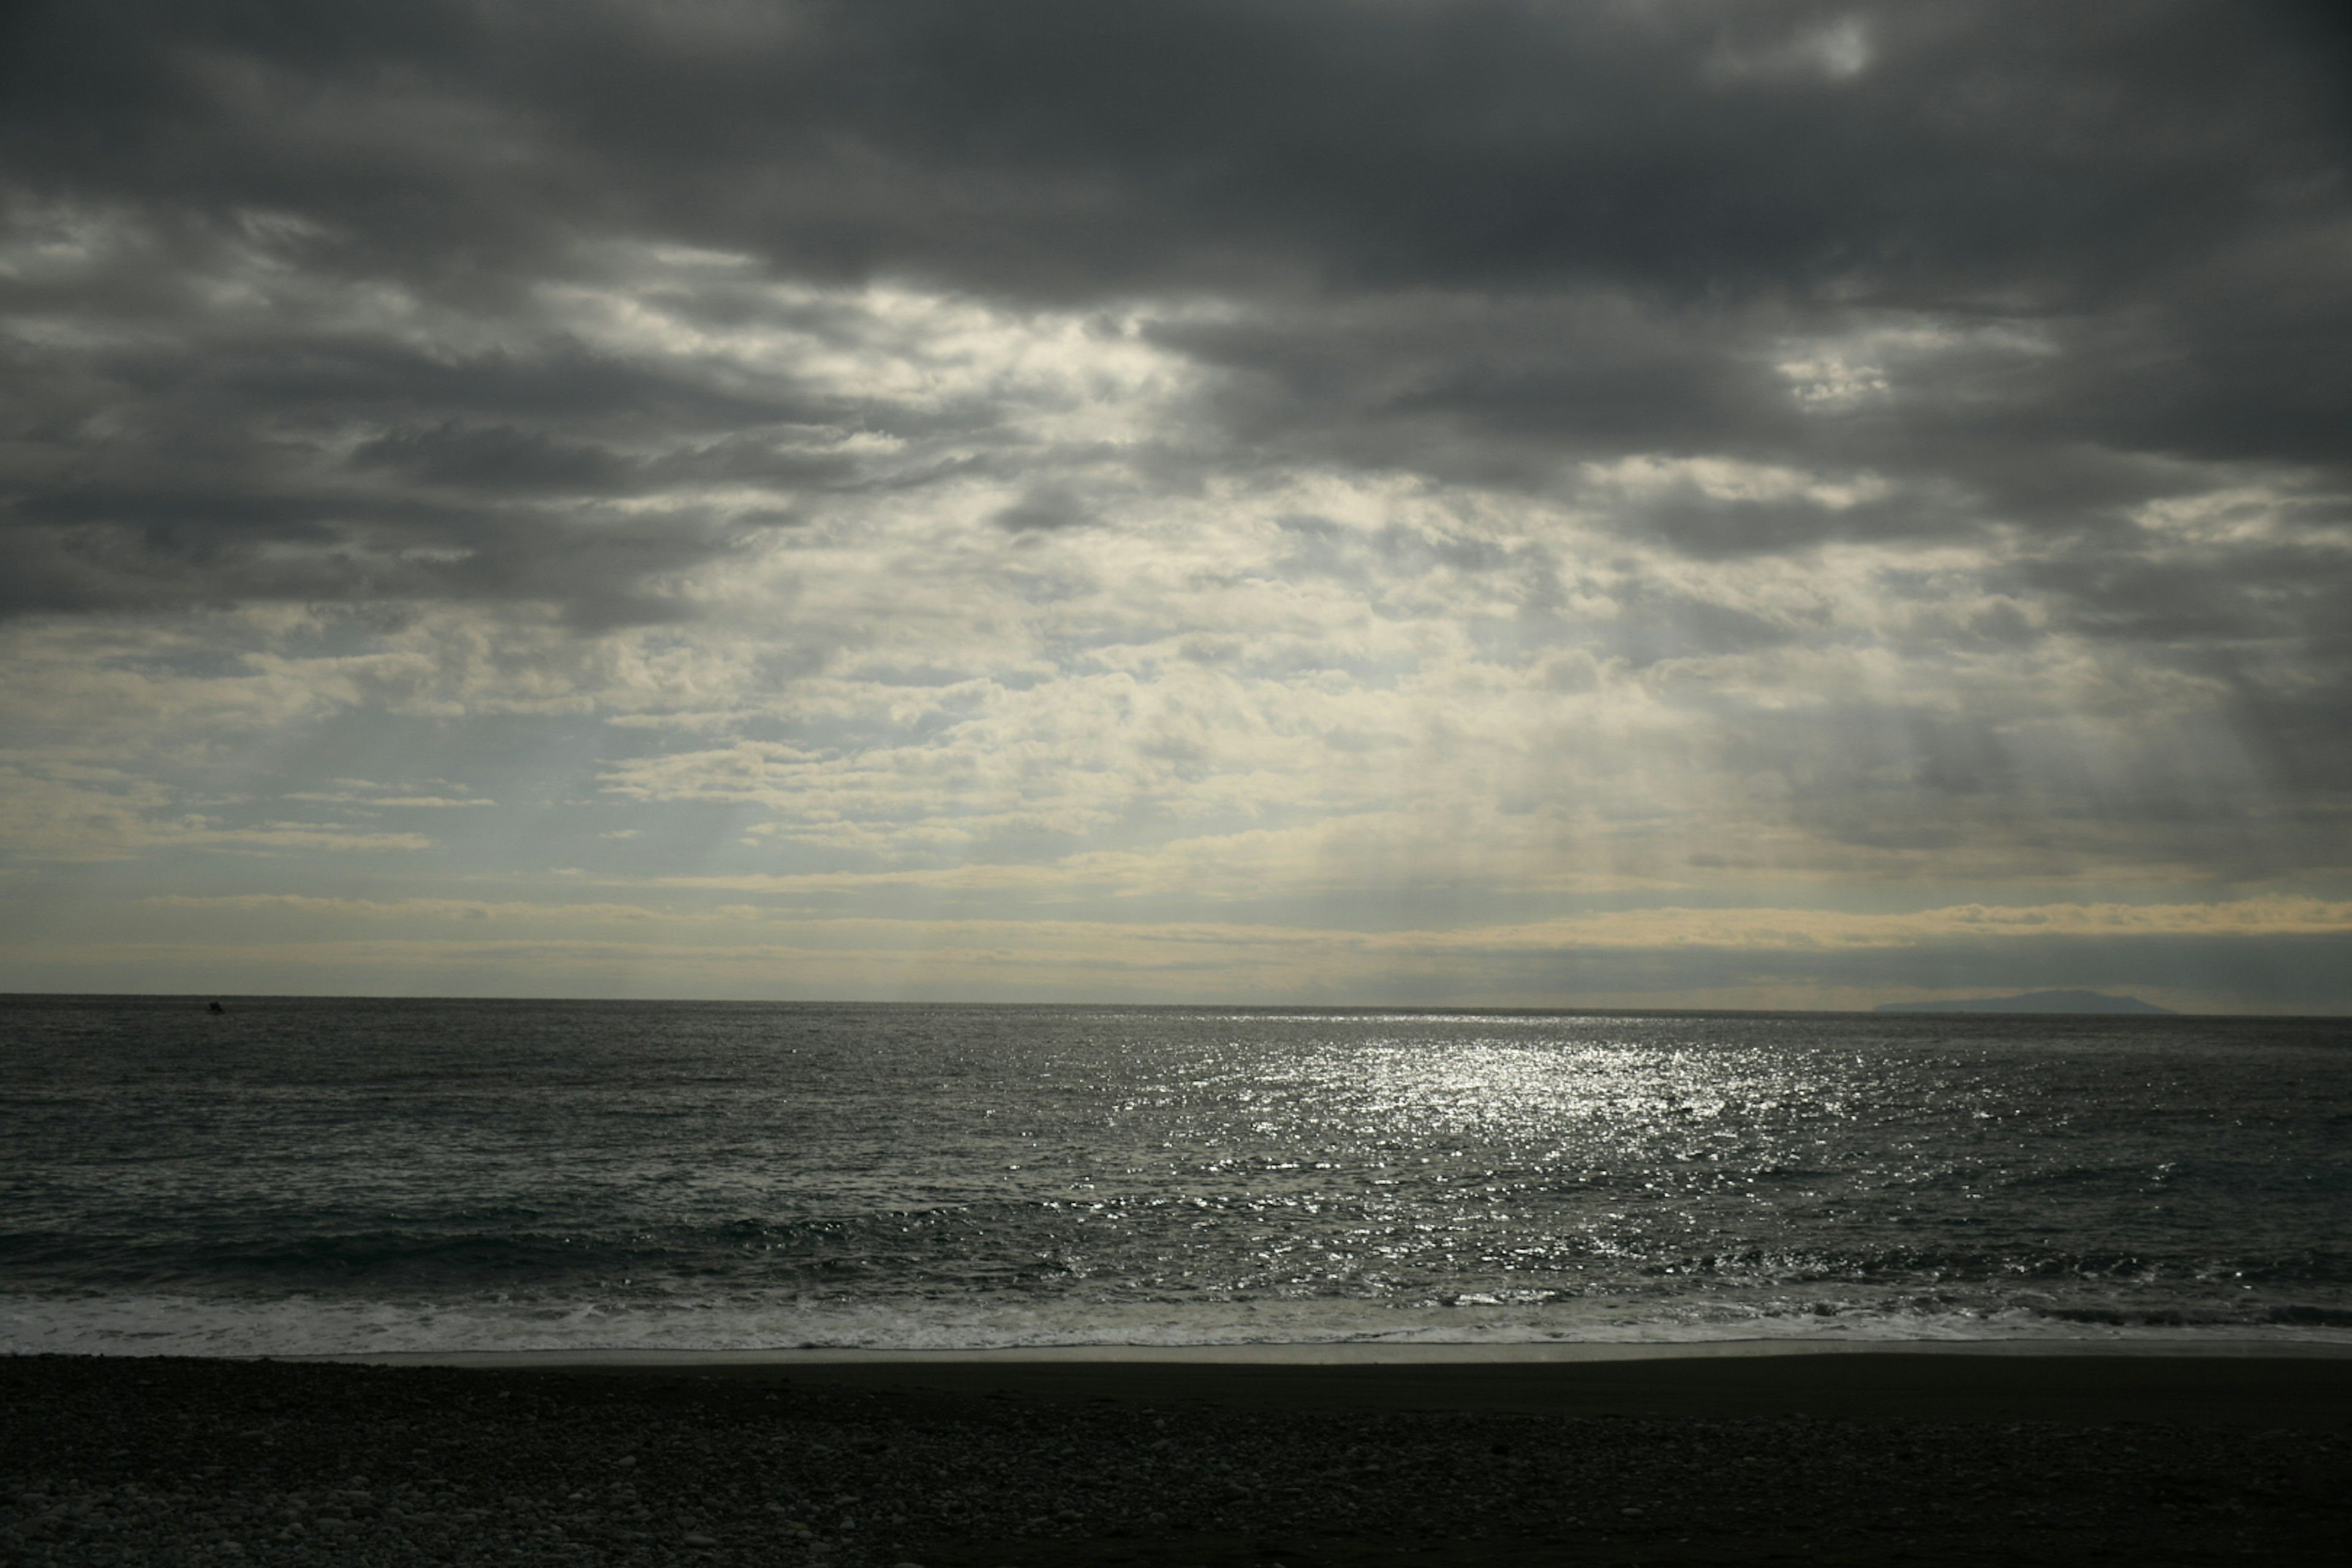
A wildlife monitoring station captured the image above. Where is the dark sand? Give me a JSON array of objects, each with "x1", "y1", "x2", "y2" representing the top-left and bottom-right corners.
[{"x1": 5, "y1": 1347, "x2": 2349, "y2": 1566}]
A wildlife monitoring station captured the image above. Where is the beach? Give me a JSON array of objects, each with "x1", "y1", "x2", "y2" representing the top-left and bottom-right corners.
[
  {"x1": 5, "y1": 1345, "x2": 2348, "y2": 1566},
  {"x1": 9, "y1": 1003, "x2": 2351, "y2": 1562}
]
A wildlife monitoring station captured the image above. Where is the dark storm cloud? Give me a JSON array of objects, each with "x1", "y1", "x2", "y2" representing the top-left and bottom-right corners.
[
  {"x1": 991, "y1": 485, "x2": 1092, "y2": 534},
  {"x1": 11, "y1": 0, "x2": 2338, "y2": 299},
  {"x1": 1149, "y1": 292, "x2": 1798, "y2": 484},
  {"x1": 2008, "y1": 529, "x2": 2352, "y2": 795},
  {"x1": 351, "y1": 423, "x2": 636, "y2": 494},
  {"x1": 0, "y1": 306, "x2": 867, "y2": 620},
  {"x1": 1, "y1": 0, "x2": 2346, "y2": 626}
]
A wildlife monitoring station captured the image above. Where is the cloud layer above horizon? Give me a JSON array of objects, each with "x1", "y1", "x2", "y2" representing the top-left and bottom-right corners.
[{"x1": 5, "y1": 1, "x2": 2349, "y2": 1008}]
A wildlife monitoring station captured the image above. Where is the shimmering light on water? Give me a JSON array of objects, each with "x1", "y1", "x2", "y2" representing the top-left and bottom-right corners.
[{"x1": 1, "y1": 999, "x2": 2346, "y2": 1354}]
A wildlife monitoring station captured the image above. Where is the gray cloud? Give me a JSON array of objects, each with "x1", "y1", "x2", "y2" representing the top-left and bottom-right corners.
[
  {"x1": 10, "y1": 3, "x2": 2341, "y2": 304},
  {"x1": 992, "y1": 484, "x2": 1092, "y2": 534},
  {"x1": 7, "y1": 1, "x2": 2345, "y2": 608},
  {"x1": 2, "y1": 1, "x2": 2347, "y2": 1005}
]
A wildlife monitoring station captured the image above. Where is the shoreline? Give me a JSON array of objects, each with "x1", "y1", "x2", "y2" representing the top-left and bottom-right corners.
[
  {"x1": 293, "y1": 1340, "x2": 2352, "y2": 1429},
  {"x1": 310, "y1": 1331, "x2": 2352, "y2": 1368}
]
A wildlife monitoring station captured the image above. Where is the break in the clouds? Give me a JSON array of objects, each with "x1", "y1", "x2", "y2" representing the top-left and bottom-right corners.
[{"x1": 3, "y1": 0, "x2": 2348, "y2": 1009}]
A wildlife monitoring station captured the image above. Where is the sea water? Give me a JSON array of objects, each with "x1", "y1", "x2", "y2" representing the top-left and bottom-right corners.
[{"x1": 2, "y1": 997, "x2": 2346, "y2": 1357}]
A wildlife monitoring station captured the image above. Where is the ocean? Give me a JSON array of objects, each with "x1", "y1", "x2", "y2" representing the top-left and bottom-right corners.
[{"x1": 2, "y1": 996, "x2": 2347, "y2": 1357}]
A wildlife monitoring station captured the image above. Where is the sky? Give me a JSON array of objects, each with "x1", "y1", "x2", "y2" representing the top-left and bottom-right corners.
[{"x1": 2, "y1": 1, "x2": 2349, "y2": 1011}]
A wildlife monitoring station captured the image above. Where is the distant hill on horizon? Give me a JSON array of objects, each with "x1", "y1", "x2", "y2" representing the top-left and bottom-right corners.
[{"x1": 1875, "y1": 989, "x2": 2176, "y2": 1016}]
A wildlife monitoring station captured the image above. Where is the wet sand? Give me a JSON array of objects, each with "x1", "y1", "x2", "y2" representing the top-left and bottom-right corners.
[
  {"x1": 423, "y1": 1338, "x2": 2352, "y2": 1426},
  {"x1": 4, "y1": 1346, "x2": 2348, "y2": 1566}
]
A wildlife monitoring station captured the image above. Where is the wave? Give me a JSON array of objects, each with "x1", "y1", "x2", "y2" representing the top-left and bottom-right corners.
[
  {"x1": 9, "y1": 1212, "x2": 2350, "y2": 1303},
  {"x1": 8, "y1": 1288, "x2": 2351, "y2": 1360}
]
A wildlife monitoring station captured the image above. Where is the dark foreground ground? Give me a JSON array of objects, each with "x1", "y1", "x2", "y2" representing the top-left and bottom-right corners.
[{"x1": 4, "y1": 1351, "x2": 2349, "y2": 1567}]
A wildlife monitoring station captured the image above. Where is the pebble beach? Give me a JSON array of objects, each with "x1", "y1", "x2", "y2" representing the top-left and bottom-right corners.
[{"x1": 4, "y1": 1350, "x2": 2349, "y2": 1567}]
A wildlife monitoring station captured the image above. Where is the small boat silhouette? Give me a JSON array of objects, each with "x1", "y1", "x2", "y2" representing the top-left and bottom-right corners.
[{"x1": 207, "y1": 1000, "x2": 226, "y2": 1015}]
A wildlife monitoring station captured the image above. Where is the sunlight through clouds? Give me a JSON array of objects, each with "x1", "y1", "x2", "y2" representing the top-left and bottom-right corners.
[{"x1": 3, "y1": 1, "x2": 2347, "y2": 1008}]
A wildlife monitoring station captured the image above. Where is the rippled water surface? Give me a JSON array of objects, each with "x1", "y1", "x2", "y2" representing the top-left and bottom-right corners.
[{"x1": 2, "y1": 997, "x2": 2347, "y2": 1354}]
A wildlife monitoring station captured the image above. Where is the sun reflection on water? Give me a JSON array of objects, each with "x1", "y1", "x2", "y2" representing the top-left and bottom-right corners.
[{"x1": 7, "y1": 1000, "x2": 2346, "y2": 1351}]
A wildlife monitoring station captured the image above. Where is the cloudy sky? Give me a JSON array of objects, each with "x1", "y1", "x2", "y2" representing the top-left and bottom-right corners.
[{"x1": 4, "y1": 1, "x2": 2348, "y2": 1009}]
